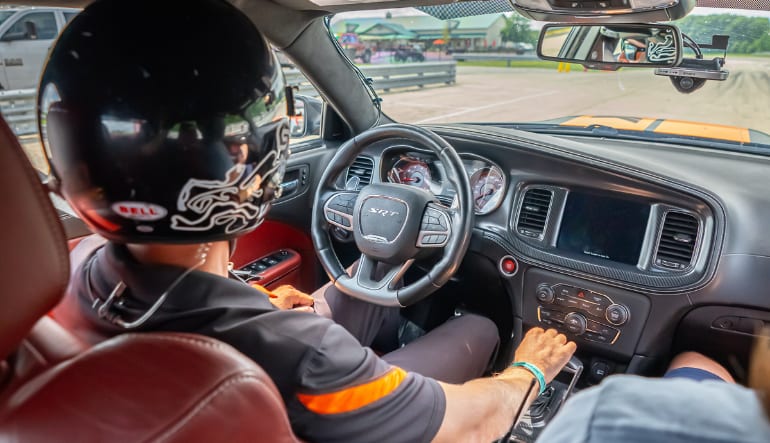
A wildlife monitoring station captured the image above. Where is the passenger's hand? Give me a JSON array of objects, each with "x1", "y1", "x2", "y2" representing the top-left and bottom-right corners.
[
  {"x1": 513, "y1": 328, "x2": 576, "y2": 383},
  {"x1": 268, "y1": 285, "x2": 315, "y2": 312}
]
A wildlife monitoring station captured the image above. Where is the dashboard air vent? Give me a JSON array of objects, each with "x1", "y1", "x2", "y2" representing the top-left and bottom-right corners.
[
  {"x1": 517, "y1": 188, "x2": 553, "y2": 238},
  {"x1": 346, "y1": 156, "x2": 374, "y2": 190},
  {"x1": 655, "y1": 212, "x2": 699, "y2": 270}
]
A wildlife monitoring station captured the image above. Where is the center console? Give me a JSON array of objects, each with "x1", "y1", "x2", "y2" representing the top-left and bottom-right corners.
[{"x1": 523, "y1": 268, "x2": 651, "y2": 359}]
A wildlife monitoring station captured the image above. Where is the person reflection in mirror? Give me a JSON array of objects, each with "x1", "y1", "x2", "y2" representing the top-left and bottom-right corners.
[
  {"x1": 618, "y1": 38, "x2": 647, "y2": 63},
  {"x1": 226, "y1": 141, "x2": 248, "y2": 165}
]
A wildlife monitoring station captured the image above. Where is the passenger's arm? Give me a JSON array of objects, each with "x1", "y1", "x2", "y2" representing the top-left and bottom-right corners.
[{"x1": 432, "y1": 328, "x2": 576, "y2": 443}]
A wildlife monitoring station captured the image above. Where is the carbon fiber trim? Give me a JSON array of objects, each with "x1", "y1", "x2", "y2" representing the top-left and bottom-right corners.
[
  {"x1": 482, "y1": 227, "x2": 713, "y2": 293},
  {"x1": 697, "y1": 0, "x2": 770, "y2": 10}
]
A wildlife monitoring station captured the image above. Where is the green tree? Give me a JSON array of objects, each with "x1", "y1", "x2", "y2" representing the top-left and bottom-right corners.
[
  {"x1": 500, "y1": 13, "x2": 537, "y2": 44},
  {"x1": 675, "y1": 14, "x2": 770, "y2": 54}
]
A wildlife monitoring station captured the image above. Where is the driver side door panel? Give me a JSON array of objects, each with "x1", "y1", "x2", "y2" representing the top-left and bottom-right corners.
[{"x1": 230, "y1": 144, "x2": 338, "y2": 292}]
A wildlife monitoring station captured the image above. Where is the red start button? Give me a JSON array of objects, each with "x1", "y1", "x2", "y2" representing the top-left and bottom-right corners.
[{"x1": 500, "y1": 256, "x2": 518, "y2": 276}]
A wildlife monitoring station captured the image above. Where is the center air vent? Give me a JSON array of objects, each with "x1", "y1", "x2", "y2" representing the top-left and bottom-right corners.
[
  {"x1": 517, "y1": 188, "x2": 553, "y2": 239},
  {"x1": 346, "y1": 156, "x2": 374, "y2": 190},
  {"x1": 655, "y1": 211, "x2": 700, "y2": 270}
]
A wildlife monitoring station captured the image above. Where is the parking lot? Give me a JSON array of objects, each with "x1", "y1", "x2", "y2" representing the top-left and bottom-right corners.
[
  {"x1": 381, "y1": 57, "x2": 770, "y2": 135},
  {"x1": 16, "y1": 56, "x2": 770, "y2": 175}
]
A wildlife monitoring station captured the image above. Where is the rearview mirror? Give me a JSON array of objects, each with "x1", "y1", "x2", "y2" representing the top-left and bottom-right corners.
[{"x1": 538, "y1": 23, "x2": 682, "y2": 70}]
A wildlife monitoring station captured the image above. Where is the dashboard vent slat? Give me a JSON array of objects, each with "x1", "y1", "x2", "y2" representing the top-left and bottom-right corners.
[
  {"x1": 655, "y1": 212, "x2": 699, "y2": 270},
  {"x1": 516, "y1": 188, "x2": 553, "y2": 238},
  {"x1": 346, "y1": 156, "x2": 374, "y2": 190}
]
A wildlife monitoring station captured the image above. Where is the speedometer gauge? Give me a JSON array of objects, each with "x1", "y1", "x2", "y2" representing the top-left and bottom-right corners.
[
  {"x1": 470, "y1": 166, "x2": 505, "y2": 215},
  {"x1": 388, "y1": 157, "x2": 432, "y2": 191}
]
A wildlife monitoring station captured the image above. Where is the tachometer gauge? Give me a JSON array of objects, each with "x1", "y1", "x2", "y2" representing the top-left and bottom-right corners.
[
  {"x1": 470, "y1": 166, "x2": 506, "y2": 215},
  {"x1": 388, "y1": 157, "x2": 432, "y2": 191}
]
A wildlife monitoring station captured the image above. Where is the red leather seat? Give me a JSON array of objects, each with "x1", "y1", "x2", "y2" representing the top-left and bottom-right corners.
[{"x1": 0, "y1": 117, "x2": 299, "y2": 442}]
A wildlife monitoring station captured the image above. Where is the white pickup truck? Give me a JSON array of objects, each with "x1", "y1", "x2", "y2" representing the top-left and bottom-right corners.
[{"x1": 0, "y1": 6, "x2": 80, "y2": 90}]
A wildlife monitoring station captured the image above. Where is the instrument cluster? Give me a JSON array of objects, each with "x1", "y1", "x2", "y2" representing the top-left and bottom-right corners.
[{"x1": 381, "y1": 149, "x2": 506, "y2": 215}]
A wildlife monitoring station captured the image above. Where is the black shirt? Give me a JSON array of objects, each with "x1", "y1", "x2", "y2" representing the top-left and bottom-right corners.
[{"x1": 64, "y1": 242, "x2": 446, "y2": 443}]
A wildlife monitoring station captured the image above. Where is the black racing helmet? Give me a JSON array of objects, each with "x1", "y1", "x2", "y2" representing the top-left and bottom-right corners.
[{"x1": 39, "y1": 0, "x2": 290, "y2": 244}]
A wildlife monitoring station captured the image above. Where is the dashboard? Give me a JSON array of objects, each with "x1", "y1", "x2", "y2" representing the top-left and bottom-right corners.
[
  {"x1": 332, "y1": 125, "x2": 770, "y2": 377},
  {"x1": 354, "y1": 141, "x2": 717, "y2": 291}
]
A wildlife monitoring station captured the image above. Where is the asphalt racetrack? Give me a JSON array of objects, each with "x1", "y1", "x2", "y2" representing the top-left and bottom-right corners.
[{"x1": 380, "y1": 57, "x2": 770, "y2": 136}]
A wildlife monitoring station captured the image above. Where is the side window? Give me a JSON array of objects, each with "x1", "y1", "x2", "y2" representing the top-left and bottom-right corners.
[
  {"x1": 4, "y1": 12, "x2": 57, "y2": 40},
  {"x1": 63, "y1": 12, "x2": 79, "y2": 24}
]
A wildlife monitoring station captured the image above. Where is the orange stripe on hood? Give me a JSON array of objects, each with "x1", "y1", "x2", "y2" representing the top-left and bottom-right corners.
[
  {"x1": 653, "y1": 120, "x2": 751, "y2": 143},
  {"x1": 297, "y1": 367, "x2": 407, "y2": 415}
]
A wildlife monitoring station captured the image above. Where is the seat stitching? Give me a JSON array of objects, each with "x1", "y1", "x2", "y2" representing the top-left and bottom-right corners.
[{"x1": 111, "y1": 333, "x2": 230, "y2": 351}]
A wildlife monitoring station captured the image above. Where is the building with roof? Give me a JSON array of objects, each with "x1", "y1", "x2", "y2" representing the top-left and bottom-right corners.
[{"x1": 330, "y1": 13, "x2": 508, "y2": 51}]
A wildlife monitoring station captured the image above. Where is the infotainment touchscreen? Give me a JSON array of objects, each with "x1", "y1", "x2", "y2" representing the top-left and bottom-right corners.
[{"x1": 557, "y1": 192, "x2": 650, "y2": 265}]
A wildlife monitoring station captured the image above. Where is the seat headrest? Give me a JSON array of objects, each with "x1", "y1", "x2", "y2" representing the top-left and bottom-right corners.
[{"x1": 0, "y1": 117, "x2": 69, "y2": 361}]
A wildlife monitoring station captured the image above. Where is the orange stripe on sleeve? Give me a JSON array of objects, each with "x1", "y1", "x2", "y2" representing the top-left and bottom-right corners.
[{"x1": 297, "y1": 367, "x2": 407, "y2": 415}]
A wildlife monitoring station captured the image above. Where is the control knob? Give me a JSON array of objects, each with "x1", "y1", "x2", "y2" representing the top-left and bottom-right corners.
[
  {"x1": 564, "y1": 312, "x2": 587, "y2": 336},
  {"x1": 536, "y1": 284, "x2": 555, "y2": 304},
  {"x1": 606, "y1": 304, "x2": 630, "y2": 326}
]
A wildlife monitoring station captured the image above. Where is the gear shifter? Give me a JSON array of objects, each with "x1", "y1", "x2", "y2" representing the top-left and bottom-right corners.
[
  {"x1": 506, "y1": 356, "x2": 584, "y2": 442},
  {"x1": 562, "y1": 356, "x2": 583, "y2": 402}
]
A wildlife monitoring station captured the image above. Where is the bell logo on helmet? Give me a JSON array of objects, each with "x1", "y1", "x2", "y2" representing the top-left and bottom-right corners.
[{"x1": 112, "y1": 202, "x2": 168, "y2": 221}]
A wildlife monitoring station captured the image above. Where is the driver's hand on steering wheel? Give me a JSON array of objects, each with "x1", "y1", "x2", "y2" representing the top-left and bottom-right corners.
[
  {"x1": 253, "y1": 284, "x2": 316, "y2": 313},
  {"x1": 513, "y1": 328, "x2": 577, "y2": 383}
]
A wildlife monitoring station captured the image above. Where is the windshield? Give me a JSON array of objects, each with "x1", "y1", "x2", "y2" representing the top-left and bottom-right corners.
[{"x1": 330, "y1": 7, "x2": 770, "y2": 152}]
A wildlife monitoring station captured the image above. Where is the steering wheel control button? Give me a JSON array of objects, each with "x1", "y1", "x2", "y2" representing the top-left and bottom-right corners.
[
  {"x1": 327, "y1": 193, "x2": 356, "y2": 215},
  {"x1": 324, "y1": 192, "x2": 357, "y2": 231},
  {"x1": 605, "y1": 304, "x2": 630, "y2": 326},
  {"x1": 499, "y1": 255, "x2": 519, "y2": 277},
  {"x1": 535, "y1": 284, "x2": 555, "y2": 303},
  {"x1": 417, "y1": 204, "x2": 451, "y2": 248},
  {"x1": 564, "y1": 312, "x2": 587, "y2": 335}
]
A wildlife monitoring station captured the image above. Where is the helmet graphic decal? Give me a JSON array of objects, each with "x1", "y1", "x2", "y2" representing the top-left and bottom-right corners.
[
  {"x1": 170, "y1": 145, "x2": 283, "y2": 234},
  {"x1": 647, "y1": 34, "x2": 677, "y2": 63}
]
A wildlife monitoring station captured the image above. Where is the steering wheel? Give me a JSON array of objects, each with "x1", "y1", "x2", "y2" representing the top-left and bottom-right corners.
[{"x1": 311, "y1": 124, "x2": 474, "y2": 307}]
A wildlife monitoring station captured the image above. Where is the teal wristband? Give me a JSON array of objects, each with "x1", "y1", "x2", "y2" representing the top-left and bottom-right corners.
[{"x1": 511, "y1": 361, "x2": 547, "y2": 396}]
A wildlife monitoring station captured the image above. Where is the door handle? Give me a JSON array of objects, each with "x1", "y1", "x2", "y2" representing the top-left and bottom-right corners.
[{"x1": 279, "y1": 179, "x2": 299, "y2": 196}]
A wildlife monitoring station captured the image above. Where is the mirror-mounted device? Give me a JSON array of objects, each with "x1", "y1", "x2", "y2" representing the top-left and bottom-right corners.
[
  {"x1": 655, "y1": 35, "x2": 730, "y2": 94},
  {"x1": 513, "y1": 0, "x2": 695, "y2": 23},
  {"x1": 538, "y1": 23, "x2": 683, "y2": 70}
]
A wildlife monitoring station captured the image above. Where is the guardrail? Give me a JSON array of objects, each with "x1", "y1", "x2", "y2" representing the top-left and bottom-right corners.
[
  {"x1": 284, "y1": 61, "x2": 456, "y2": 97},
  {"x1": 0, "y1": 62, "x2": 457, "y2": 137},
  {"x1": 0, "y1": 89, "x2": 37, "y2": 136},
  {"x1": 451, "y1": 52, "x2": 538, "y2": 66}
]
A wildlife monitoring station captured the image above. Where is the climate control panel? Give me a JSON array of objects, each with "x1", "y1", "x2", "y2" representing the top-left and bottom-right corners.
[
  {"x1": 524, "y1": 269, "x2": 650, "y2": 358},
  {"x1": 536, "y1": 283, "x2": 628, "y2": 345}
]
